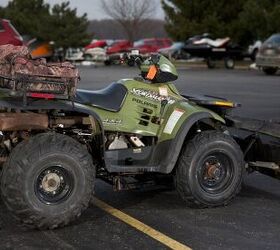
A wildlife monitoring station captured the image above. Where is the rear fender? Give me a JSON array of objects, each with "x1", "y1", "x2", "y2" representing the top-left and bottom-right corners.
[{"x1": 0, "y1": 98, "x2": 105, "y2": 159}]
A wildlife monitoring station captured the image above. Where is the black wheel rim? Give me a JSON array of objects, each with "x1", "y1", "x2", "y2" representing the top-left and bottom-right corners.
[
  {"x1": 35, "y1": 166, "x2": 74, "y2": 205},
  {"x1": 198, "y1": 152, "x2": 234, "y2": 194}
]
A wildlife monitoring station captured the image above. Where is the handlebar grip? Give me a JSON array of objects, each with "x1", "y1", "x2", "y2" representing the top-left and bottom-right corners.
[{"x1": 134, "y1": 57, "x2": 142, "y2": 67}]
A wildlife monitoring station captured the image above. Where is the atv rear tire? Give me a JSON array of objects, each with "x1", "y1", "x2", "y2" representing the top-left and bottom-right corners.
[
  {"x1": 1, "y1": 133, "x2": 95, "y2": 229},
  {"x1": 175, "y1": 131, "x2": 243, "y2": 208}
]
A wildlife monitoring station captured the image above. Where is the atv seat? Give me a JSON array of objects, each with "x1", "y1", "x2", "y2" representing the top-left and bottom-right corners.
[{"x1": 75, "y1": 83, "x2": 127, "y2": 112}]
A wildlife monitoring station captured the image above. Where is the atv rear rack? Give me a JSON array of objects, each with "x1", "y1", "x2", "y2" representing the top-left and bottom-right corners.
[{"x1": 0, "y1": 73, "x2": 77, "y2": 104}]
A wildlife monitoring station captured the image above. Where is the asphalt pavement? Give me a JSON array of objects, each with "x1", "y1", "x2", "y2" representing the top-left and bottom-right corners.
[{"x1": 0, "y1": 65, "x2": 279, "y2": 250}]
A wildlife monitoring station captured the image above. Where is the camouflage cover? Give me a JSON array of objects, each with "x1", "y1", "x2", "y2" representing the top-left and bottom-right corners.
[{"x1": 0, "y1": 44, "x2": 79, "y2": 98}]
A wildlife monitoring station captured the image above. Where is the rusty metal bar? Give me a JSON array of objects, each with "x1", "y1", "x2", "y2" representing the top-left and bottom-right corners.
[{"x1": 0, "y1": 112, "x2": 48, "y2": 131}]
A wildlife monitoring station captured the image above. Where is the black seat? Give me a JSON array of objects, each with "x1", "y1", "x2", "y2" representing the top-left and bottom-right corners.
[{"x1": 75, "y1": 83, "x2": 127, "y2": 112}]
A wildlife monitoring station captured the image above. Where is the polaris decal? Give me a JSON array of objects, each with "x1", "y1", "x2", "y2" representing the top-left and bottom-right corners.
[
  {"x1": 132, "y1": 97, "x2": 158, "y2": 109},
  {"x1": 131, "y1": 88, "x2": 175, "y2": 104}
]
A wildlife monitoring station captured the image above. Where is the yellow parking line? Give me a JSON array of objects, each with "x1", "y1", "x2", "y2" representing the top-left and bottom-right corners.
[{"x1": 94, "y1": 198, "x2": 192, "y2": 250}]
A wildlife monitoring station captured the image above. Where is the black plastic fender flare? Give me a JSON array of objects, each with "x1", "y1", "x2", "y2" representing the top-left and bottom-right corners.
[{"x1": 159, "y1": 112, "x2": 223, "y2": 174}]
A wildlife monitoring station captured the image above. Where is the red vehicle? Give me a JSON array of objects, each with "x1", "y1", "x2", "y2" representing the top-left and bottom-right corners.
[
  {"x1": 133, "y1": 38, "x2": 173, "y2": 54},
  {"x1": 85, "y1": 40, "x2": 108, "y2": 50},
  {"x1": 0, "y1": 19, "x2": 23, "y2": 46},
  {"x1": 106, "y1": 40, "x2": 132, "y2": 55}
]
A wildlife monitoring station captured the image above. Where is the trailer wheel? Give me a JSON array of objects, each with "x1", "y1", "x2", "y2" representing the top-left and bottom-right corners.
[
  {"x1": 206, "y1": 58, "x2": 216, "y2": 69},
  {"x1": 104, "y1": 60, "x2": 112, "y2": 66},
  {"x1": 176, "y1": 131, "x2": 243, "y2": 208},
  {"x1": 224, "y1": 57, "x2": 235, "y2": 69},
  {"x1": 263, "y1": 67, "x2": 278, "y2": 75},
  {"x1": 1, "y1": 133, "x2": 95, "y2": 229}
]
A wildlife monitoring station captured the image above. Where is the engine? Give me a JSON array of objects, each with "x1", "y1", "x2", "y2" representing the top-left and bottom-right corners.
[{"x1": 105, "y1": 133, "x2": 154, "y2": 150}]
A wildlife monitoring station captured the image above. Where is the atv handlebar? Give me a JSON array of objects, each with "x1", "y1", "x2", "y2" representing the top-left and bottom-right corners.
[
  {"x1": 122, "y1": 52, "x2": 161, "y2": 69},
  {"x1": 121, "y1": 53, "x2": 144, "y2": 68}
]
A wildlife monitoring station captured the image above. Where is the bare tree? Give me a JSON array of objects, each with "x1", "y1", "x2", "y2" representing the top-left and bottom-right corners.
[{"x1": 100, "y1": 0, "x2": 156, "y2": 41}]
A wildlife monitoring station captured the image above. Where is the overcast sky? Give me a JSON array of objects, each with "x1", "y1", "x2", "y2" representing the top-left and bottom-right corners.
[{"x1": 0, "y1": 0, "x2": 165, "y2": 20}]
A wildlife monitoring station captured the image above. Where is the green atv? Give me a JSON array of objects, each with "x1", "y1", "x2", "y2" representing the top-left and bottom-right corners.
[{"x1": 0, "y1": 53, "x2": 279, "y2": 229}]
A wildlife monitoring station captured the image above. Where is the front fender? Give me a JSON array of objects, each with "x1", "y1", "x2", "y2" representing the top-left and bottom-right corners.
[{"x1": 158, "y1": 109, "x2": 225, "y2": 174}]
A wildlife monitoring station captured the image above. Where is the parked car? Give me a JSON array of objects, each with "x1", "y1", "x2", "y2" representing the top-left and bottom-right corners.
[
  {"x1": 85, "y1": 39, "x2": 114, "y2": 50},
  {"x1": 248, "y1": 40, "x2": 262, "y2": 61},
  {"x1": 158, "y1": 42, "x2": 189, "y2": 60},
  {"x1": 132, "y1": 38, "x2": 172, "y2": 54},
  {"x1": 84, "y1": 47, "x2": 107, "y2": 62},
  {"x1": 83, "y1": 40, "x2": 113, "y2": 62},
  {"x1": 64, "y1": 47, "x2": 106, "y2": 63},
  {"x1": 104, "y1": 40, "x2": 133, "y2": 65},
  {"x1": 106, "y1": 40, "x2": 132, "y2": 55},
  {"x1": 256, "y1": 34, "x2": 280, "y2": 75},
  {"x1": 0, "y1": 19, "x2": 23, "y2": 46},
  {"x1": 65, "y1": 47, "x2": 84, "y2": 62}
]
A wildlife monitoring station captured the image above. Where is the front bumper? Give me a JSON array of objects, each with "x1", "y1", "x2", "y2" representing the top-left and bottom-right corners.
[{"x1": 256, "y1": 56, "x2": 280, "y2": 67}]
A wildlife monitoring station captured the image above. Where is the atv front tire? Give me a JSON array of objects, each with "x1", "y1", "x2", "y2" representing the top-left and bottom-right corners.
[
  {"x1": 176, "y1": 131, "x2": 243, "y2": 208},
  {"x1": 1, "y1": 133, "x2": 95, "y2": 229}
]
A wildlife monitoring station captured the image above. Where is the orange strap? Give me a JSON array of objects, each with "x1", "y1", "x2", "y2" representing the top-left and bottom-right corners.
[{"x1": 146, "y1": 65, "x2": 157, "y2": 80}]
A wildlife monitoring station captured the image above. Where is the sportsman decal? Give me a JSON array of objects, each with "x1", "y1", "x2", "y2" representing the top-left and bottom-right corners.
[
  {"x1": 103, "y1": 118, "x2": 122, "y2": 125},
  {"x1": 130, "y1": 88, "x2": 175, "y2": 104}
]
